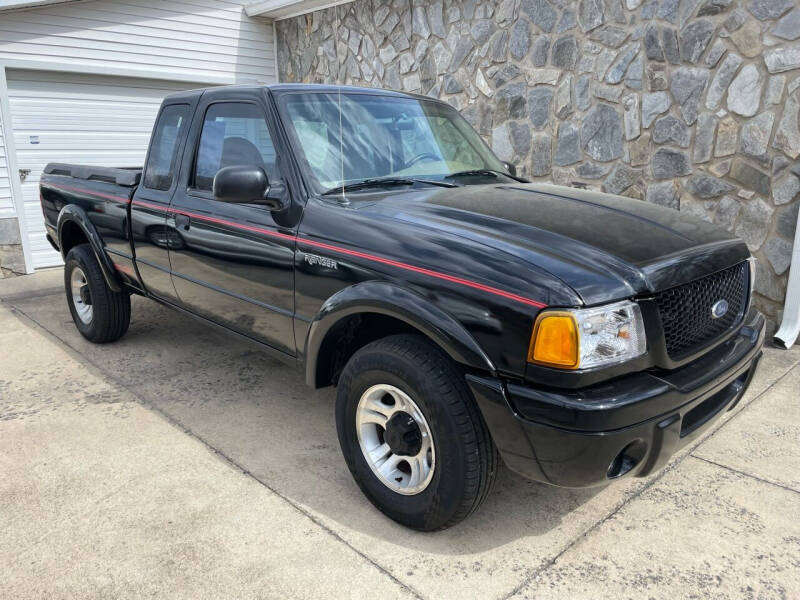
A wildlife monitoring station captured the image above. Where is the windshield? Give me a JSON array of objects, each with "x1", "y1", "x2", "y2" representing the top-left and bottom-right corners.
[{"x1": 278, "y1": 91, "x2": 511, "y2": 194}]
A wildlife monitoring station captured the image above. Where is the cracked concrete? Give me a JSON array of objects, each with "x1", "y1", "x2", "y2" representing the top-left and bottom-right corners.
[{"x1": 2, "y1": 269, "x2": 799, "y2": 599}]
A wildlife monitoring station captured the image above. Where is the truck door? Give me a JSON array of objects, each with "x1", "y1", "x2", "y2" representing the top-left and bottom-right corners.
[
  {"x1": 130, "y1": 103, "x2": 191, "y2": 302},
  {"x1": 167, "y1": 95, "x2": 297, "y2": 355}
]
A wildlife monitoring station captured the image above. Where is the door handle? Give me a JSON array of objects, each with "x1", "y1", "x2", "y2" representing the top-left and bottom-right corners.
[{"x1": 174, "y1": 214, "x2": 190, "y2": 231}]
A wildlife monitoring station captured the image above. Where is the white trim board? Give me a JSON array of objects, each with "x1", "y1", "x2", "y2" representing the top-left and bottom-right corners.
[
  {"x1": 0, "y1": 65, "x2": 35, "y2": 273},
  {"x1": 246, "y1": 0, "x2": 353, "y2": 20},
  {"x1": 0, "y1": 58, "x2": 240, "y2": 86}
]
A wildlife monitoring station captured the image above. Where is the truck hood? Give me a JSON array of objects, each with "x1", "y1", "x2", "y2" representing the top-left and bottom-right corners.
[{"x1": 357, "y1": 183, "x2": 749, "y2": 305}]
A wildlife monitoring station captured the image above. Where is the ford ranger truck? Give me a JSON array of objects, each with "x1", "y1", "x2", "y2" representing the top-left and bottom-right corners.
[{"x1": 40, "y1": 84, "x2": 764, "y2": 531}]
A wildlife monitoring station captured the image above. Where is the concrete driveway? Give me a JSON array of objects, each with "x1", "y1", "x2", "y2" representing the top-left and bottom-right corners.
[{"x1": 2, "y1": 269, "x2": 799, "y2": 600}]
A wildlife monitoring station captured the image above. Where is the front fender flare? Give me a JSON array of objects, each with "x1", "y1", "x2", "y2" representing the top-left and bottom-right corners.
[
  {"x1": 57, "y1": 204, "x2": 122, "y2": 292},
  {"x1": 303, "y1": 281, "x2": 496, "y2": 387}
]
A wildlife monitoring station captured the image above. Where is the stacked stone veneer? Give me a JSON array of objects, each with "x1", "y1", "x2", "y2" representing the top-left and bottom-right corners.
[{"x1": 277, "y1": 0, "x2": 800, "y2": 326}]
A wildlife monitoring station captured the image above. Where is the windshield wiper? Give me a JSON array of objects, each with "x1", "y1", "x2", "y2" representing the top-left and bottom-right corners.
[
  {"x1": 445, "y1": 169, "x2": 505, "y2": 179},
  {"x1": 445, "y1": 169, "x2": 528, "y2": 183},
  {"x1": 322, "y1": 177, "x2": 456, "y2": 195}
]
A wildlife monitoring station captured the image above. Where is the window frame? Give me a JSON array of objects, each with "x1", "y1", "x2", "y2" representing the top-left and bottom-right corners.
[
  {"x1": 187, "y1": 99, "x2": 277, "y2": 199},
  {"x1": 141, "y1": 103, "x2": 191, "y2": 193}
]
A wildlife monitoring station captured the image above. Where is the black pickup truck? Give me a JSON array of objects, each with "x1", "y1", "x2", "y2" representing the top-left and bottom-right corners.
[{"x1": 40, "y1": 84, "x2": 764, "y2": 531}]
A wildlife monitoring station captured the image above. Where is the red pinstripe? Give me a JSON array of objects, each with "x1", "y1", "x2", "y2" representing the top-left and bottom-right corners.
[
  {"x1": 112, "y1": 262, "x2": 135, "y2": 276},
  {"x1": 51, "y1": 187, "x2": 546, "y2": 309},
  {"x1": 46, "y1": 183, "x2": 131, "y2": 204},
  {"x1": 297, "y1": 237, "x2": 547, "y2": 308}
]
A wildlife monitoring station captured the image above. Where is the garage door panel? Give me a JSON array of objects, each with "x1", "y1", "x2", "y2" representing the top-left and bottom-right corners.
[
  {"x1": 8, "y1": 71, "x2": 198, "y2": 98},
  {"x1": 11, "y1": 121, "x2": 157, "y2": 132},
  {"x1": 10, "y1": 116, "x2": 160, "y2": 131},
  {"x1": 14, "y1": 138, "x2": 155, "y2": 154},
  {"x1": 10, "y1": 97, "x2": 170, "y2": 109},
  {"x1": 11, "y1": 102, "x2": 165, "y2": 119},
  {"x1": 7, "y1": 69, "x2": 207, "y2": 269}
]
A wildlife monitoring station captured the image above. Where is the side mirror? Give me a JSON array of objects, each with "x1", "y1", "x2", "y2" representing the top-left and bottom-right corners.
[
  {"x1": 213, "y1": 165, "x2": 288, "y2": 211},
  {"x1": 502, "y1": 161, "x2": 517, "y2": 177}
]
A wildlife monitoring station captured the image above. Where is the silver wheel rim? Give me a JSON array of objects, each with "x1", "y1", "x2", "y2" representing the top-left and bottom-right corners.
[
  {"x1": 70, "y1": 267, "x2": 93, "y2": 325},
  {"x1": 356, "y1": 384, "x2": 435, "y2": 495}
]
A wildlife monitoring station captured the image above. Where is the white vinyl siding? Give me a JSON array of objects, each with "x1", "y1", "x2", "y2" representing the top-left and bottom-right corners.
[
  {"x1": 0, "y1": 0, "x2": 276, "y2": 84},
  {"x1": 7, "y1": 69, "x2": 203, "y2": 268},
  {"x1": 0, "y1": 110, "x2": 12, "y2": 216}
]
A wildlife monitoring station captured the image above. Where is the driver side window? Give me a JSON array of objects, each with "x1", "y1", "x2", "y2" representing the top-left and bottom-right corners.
[{"x1": 194, "y1": 102, "x2": 277, "y2": 192}]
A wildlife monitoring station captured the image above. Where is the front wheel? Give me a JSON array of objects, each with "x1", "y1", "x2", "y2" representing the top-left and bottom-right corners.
[
  {"x1": 64, "y1": 244, "x2": 131, "y2": 343},
  {"x1": 335, "y1": 334, "x2": 498, "y2": 531}
]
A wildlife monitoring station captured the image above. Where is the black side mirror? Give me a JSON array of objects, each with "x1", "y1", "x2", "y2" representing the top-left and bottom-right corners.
[
  {"x1": 213, "y1": 165, "x2": 288, "y2": 211},
  {"x1": 502, "y1": 161, "x2": 517, "y2": 177}
]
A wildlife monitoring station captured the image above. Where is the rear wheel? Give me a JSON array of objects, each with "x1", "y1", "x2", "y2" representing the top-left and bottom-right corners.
[
  {"x1": 335, "y1": 334, "x2": 498, "y2": 531},
  {"x1": 64, "y1": 244, "x2": 130, "y2": 343}
]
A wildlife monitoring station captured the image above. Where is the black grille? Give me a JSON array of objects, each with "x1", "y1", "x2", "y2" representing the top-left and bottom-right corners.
[{"x1": 655, "y1": 262, "x2": 749, "y2": 359}]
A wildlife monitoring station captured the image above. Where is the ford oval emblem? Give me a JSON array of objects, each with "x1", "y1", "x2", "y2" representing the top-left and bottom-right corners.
[{"x1": 711, "y1": 299, "x2": 729, "y2": 319}]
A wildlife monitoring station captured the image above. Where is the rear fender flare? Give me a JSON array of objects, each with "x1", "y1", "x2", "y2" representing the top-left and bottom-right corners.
[
  {"x1": 57, "y1": 204, "x2": 122, "y2": 292},
  {"x1": 303, "y1": 281, "x2": 496, "y2": 387}
]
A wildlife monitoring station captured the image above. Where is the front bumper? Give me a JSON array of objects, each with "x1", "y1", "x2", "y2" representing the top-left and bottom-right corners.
[{"x1": 468, "y1": 309, "x2": 765, "y2": 487}]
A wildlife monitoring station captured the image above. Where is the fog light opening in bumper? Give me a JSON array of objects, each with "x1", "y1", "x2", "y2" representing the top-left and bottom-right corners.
[{"x1": 607, "y1": 440, "x2": 648, "y2": 479}]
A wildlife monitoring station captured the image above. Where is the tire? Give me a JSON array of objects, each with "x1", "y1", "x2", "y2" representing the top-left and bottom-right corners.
[
  {"x1": 335, "y1": 334, "x2": 499, "y2": 531},
  {"x1": 64, "y1": 244, "x2": 131, "y2": 343}
]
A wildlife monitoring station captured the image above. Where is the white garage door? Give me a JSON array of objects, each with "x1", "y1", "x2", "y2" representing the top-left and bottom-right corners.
[{"x1": 7, "y1": 70, "x2": 207, "y2": 269}]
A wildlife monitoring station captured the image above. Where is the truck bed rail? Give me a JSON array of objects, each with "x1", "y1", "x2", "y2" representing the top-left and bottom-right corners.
[{"x1": 43, "y1": 163, "x2": 142, "y2": 187}]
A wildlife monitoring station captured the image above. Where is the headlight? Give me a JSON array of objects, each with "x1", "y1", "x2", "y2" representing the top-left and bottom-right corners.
[{"x1": 528, "y1": 300, "x2": 646, "y2": 370}]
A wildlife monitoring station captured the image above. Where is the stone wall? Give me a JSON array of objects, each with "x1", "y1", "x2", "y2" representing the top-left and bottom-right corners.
[{"x1": 276, "y1": 0, "x2": 800, "y2": 326}]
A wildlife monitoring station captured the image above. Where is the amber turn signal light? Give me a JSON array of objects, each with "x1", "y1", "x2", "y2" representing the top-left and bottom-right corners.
[{"x1": 528, "y1": 312, "x2": 580, "y2": 369}]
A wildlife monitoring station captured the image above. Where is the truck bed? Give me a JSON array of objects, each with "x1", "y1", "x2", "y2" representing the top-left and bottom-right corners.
[{"x1": 39, "y1": 163, "x2": 144, "y2": 292}]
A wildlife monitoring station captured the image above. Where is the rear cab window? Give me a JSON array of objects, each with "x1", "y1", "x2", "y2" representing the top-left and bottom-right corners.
[{"x1": 143, "y1": 104, "x2": 190, "y2": 191}]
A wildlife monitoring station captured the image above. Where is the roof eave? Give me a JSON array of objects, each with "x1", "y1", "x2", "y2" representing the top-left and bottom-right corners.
[
  {"x1": 244, "y1": 0, "x2": 353, "y2": 20},
  {"x1": 0, "y1": 0, "x2": 82, "y2": 13}
]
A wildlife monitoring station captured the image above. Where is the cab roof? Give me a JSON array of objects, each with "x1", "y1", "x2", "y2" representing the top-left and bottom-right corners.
[{"x1": 162, "y1": 83, "x2": 435, "y2": 104}]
